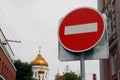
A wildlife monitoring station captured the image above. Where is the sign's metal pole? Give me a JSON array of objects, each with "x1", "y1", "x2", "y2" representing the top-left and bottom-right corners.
[{"x1": 80, "y1": 53, "x2": 85, "y2": 80}]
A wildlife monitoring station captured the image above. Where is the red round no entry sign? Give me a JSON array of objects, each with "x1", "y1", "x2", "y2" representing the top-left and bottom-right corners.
[{"x1": 58, "y1": 7, "x2": 105, "y2": 52}]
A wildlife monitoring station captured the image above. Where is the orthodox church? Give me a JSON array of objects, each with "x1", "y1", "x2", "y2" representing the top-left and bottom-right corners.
[{"x1": 30, "y1": 48, "x2": 49, "y2": 80}]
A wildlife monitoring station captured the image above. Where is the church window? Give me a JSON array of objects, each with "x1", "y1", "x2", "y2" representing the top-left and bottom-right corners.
[{"x1": 35, "y1": 72, "x2": 37, "y2": 77}]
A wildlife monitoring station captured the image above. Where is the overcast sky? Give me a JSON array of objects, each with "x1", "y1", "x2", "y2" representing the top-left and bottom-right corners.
[{"x1": 0, "y1": 0, "x2": 100, "y2": 80}]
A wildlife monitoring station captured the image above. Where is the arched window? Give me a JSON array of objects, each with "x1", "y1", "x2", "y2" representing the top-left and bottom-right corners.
[{"x1": 111, "y1": 53, "x2": 117, "y2": 75}]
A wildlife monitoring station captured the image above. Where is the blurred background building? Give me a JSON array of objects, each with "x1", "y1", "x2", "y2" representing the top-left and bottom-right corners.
[
  {"x1": 55, "y1": 70, "x2": 62, "y2": 80},
  {"x1": 98, "y1": 0, "x2": 120, "y2": 80}
]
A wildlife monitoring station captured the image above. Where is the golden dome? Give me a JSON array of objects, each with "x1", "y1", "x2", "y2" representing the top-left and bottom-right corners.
[
  {"x1": 30, "y1": 54, "x2": 48, "y2": 66},
  {"x1": 38, "y1": 67, "x2": 45, "y2": 74}
]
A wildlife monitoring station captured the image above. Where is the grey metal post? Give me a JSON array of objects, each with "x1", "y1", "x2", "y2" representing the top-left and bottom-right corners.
[{"x1": 80, "y1": 53, "x2": 85, "y2": 80}]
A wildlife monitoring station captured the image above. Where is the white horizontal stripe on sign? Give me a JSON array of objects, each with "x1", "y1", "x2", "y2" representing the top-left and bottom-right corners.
[{"x1": 64, "y1": 22, "x2": 98, "y2": 35}]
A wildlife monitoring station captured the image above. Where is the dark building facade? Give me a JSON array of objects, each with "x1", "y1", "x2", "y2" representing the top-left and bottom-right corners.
[
  {"x1": 0, "y1": 29, "x2": 16, "y2": 80},
  {"x1": 98, "y1": 0, "x2": 120, "y2": 80}
]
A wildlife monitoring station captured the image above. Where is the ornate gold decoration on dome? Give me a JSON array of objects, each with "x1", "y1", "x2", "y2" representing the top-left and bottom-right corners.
[
  {"x1": 30, "y1": 46, "x2": 48, "y2": 66},
  {"x1": 38, "y1": 67, "x2": 45, "y2": 74}
]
